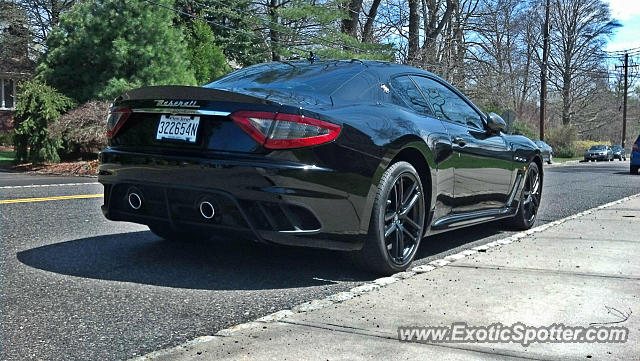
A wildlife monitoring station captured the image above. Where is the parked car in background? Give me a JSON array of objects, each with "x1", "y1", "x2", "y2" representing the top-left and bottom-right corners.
[
  {"x1": 584, "y1": 145, "x2": 613, "y2": 162},
  {"x1": 631, "y1": 136, "x2": 640, "y2": 174},
  {"x1": 533, "y1": 140, "x2": 553, "y2": 164},
  {"x1": 98, "y1": 60, "x2": 544, "y2": 275},
  {"x1": 612, "y1": 145, "x2": 626, "y2": 161}
]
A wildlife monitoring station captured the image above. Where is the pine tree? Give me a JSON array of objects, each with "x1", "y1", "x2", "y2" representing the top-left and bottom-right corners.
[
  {"x1": 37, "y1": 0, "x2": 197, "y2": 103},
  {"x1": 186, "y1": 18, "x2": 231, "y2": 84}
]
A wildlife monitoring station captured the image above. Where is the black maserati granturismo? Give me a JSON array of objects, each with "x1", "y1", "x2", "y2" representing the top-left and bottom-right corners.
[{"x1": 98, "y1": 60, "x2": 543, "y2": 275}]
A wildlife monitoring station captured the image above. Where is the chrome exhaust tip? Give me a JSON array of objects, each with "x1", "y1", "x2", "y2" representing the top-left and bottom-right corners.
[
  {"x1": 128, "y1": 192, "x2": 142, "y2": 210},
  {"x1": 199, "y1": 201, "x2": 215, "y2": 219}
]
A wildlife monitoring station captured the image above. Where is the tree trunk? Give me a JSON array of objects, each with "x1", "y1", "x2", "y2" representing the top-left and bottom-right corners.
[
  {"x1": 420, "y1": 0, "x2": 454, "y2": 65},
  {"x1": 562, "y1": 70, "x2": 572, "y2": 125},
  {"x1": 268, "y1": 0, "x2": 281, "y2": 61},
  {"x1": 408, "y1": 0, "x2": 420, "y2": 63},
  {"x1": 362, "y1": 0, "x2": 382, "y2": 42},
  {"x1": 342, "y1": 0, "x2": 364, "y2": 37}
]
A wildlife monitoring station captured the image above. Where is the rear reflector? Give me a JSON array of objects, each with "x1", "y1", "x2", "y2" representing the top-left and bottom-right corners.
[
  {"x1": 106, "y1": 106, "x2": 132, "y2": 138},
  {"x1": 230, "y1": 111, "x2": 341, "y2": 149}
]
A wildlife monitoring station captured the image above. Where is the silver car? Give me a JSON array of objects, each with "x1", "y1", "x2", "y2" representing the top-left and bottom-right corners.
[
  {"x1": 584, "y1": 145, "x2": 613, "y2": 162},
  {"x1": 612, "y1": 145, "x2": 627, "y2": 161},
  {"x1": 534, "y1": 140, "x2": 553, "y2": 164}
]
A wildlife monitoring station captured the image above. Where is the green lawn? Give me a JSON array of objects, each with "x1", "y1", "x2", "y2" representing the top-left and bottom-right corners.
[{"x1": 0, "y1": 150, "x2": 16, "y2": 168}]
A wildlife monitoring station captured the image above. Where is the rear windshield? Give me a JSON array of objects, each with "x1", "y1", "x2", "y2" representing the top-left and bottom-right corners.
[
  {"x1": 206, "y1": 61, "x2": 364, "y2": 97},
  {"x1": 589, "y1": 145, "x2": 607, "y2": 150}
]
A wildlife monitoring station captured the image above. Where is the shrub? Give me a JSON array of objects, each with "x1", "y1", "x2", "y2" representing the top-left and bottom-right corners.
[
  {"x1": 13, "y1": 80, "x2": 75, "y2": 163},
  {"x1": 509, "y1": 120, "x2": 537, "y2": 139},
  {"x1": 554, "y1": 146, "x2": 576, "y2": 158},
  {"x1": 545, "y1": 125, "x2": 578, "y2": 152},
  {"x1": 0, "y1": 132, "x2": 13, "y2": 146},
  {"x1": 49, "y1": 100, "x2": 110, "y2": 158},
  {"x1": 573, "y1": 140, "x2": 611, "y2": 155}
]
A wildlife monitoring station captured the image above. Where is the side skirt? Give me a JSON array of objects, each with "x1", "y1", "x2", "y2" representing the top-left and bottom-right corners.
[{"x1": 428, "y1": 171, "x2": 524, "y2": 233}]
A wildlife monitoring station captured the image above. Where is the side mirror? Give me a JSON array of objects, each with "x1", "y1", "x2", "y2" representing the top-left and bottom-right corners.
[{"x1": 486, "y1": 112, "x2": 507, "y2": 133}]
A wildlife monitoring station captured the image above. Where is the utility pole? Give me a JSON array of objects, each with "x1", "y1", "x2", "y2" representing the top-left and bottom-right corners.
[
  {"x1": 622, "y1": 53, "x2": 628, "y2": 148},
  {"x1": 616, "y1": 53, "x2": 638, "y2": 147},
  {"x1": 539, "y1": 0, "x2": 550, "y2": 141}
]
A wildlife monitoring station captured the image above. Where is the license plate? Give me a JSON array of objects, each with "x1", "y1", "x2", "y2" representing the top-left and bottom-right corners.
[{"x1": 156, "y1": 115, "x2": 200, "y2": 143}]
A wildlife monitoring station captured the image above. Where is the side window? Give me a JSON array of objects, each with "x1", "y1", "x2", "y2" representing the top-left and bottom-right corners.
[
  {"x1": 410, "y1": 76, "x2": 484, "y2": 129},
  {"x1": 389, "y1": 76, "x2": 433, "y2": 116}
]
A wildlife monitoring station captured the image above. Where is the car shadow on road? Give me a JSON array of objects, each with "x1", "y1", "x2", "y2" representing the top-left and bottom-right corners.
[
  {"x1": 16, "y1": 230, "x2": 375, "y2": 290},
  {"x1": 17, "y1": 222, "x2": 507, "y2": 291}
]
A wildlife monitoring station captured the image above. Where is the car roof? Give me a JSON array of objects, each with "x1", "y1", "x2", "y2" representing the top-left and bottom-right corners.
[
  {"x1": 239, "y1": 59, "x2": 443, "y2": 83},
  {"x1": 207, "y1": 59, "x2": 449, "y2": 105}
]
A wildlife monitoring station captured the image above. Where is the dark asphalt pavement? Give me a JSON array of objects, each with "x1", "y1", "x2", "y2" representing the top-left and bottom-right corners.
[{"x1": 1, "y1": 161, "x2": 638, "y2": 361}]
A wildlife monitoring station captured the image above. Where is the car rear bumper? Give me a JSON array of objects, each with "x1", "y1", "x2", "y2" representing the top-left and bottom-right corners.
[
  {"x1": 584, "y1": 154, "x2": 609, "y2": 160},
  {"x1": 98, "y1": 149, "x2": 369, "y2": 251}
]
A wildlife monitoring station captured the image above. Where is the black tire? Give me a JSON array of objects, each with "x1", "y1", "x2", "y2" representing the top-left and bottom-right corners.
[
  {"x1": 354, "y1": 161, "x2": 426, "y2": 275},
  {"x1": 148, "y1": 224, "x2": 200, "y2": 242},
  {"x1": 631, "y1": 166, "x2": 639, "y2": 175},
  {"x1": 505, "y1": 162, "x2": 542, "y2": 230}
]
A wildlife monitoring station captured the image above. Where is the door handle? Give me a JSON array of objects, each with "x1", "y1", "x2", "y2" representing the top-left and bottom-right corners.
[{"x1": 452, "y1": 136, "x2": 466, "y2": 147}]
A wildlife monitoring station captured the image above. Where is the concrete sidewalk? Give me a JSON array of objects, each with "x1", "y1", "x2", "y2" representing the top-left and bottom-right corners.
[{"x1": 138, "y1": 196, "x2": 640, "y2": 361}]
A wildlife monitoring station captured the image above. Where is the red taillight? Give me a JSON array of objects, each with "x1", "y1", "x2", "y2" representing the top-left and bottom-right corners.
[
  {"x1": 230, "y1": 111, "x2": 341, "y2": 149},
  {"x1": 106, "y1": 106, "x2": 131, "y2": 138}
]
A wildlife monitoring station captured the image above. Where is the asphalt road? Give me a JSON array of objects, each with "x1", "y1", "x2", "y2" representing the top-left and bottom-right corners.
[{"x1": 1, "y1": 161, "x2": 638, "y2": 361}]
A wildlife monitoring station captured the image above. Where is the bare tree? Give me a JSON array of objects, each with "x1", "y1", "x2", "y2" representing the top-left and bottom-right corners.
[
  {"x1": 406, "y1": 0, "x2": 455, "y2": 65},
  {"x1": 547, "y1": 0, "x2": 619, "y2": 125},
  {"x1": 17, "y1": 0, "x2": 77, "y2": 48},
  {"x1": 362, "y1": 0, "x2": 383, "y2": 42},
  {"x1": 465, "y1": 0, "x2": 537, "y2": 117}
]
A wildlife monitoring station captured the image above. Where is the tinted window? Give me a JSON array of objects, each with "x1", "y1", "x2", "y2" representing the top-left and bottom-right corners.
[
  {"x1": 389, "y1": 76, "x2": 433, "y2": 116},
  {"x1": 590, "y1": 145, "x2": 606, "y2": 150},
  {"x1": 332, "y1": 70, "x2": 381, "y2": 104},
  {"x1": 207, "y1": 62, "x2": 364, "y2": 96},
  {"x1": 410, "y1": 76, "x2": 483, "y2": 129}
]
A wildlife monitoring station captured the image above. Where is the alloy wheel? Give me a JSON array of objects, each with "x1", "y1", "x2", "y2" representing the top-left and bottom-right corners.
[
  {"x1": 383, "y1": 172, "x2": 425, "y2": 265},
  {"x1": 521, "y1": 166, "x2": 541, "y2": 223}
]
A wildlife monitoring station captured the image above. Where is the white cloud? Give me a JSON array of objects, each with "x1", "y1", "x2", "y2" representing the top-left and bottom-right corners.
[{"x1": 605, "y1": 0, "x2": 640, "y2": 21}]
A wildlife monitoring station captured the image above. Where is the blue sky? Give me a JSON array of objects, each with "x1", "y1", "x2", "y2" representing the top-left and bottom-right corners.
[{"x1": 605, "y1": 0, "x2": 640, "y2": 52}]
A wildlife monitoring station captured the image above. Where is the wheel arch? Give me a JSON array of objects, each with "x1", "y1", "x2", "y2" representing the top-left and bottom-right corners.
[
  {"x1": 532, "y1": 154, "x2": 544, "y2": 181},
  {"x1": 358, "y1": 137, "x2": 437, "y2": 234}
]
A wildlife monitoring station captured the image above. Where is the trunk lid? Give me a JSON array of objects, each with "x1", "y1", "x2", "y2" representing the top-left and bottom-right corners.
[{"x1": 110, "y1": 86, "x2": 283, "y2": 153}]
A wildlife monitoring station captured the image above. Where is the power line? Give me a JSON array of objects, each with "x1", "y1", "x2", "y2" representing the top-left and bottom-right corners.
[{"x1": 604, "y1": 46, "x2": 640, "y2": 55}]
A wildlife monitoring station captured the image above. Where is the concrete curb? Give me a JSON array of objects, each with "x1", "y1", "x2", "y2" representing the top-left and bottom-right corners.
[
  {"x1": 545, "y1": 159, "x2": 580, "y2": 167},
  {"x1": 130, "y1": 192, "x2": 640, "y2": 361}
]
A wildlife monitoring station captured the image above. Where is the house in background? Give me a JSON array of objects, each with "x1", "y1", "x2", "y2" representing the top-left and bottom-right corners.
[
  {"x1": 0, "y1": 72, "x2": 28, "y2": 134},
  {"x1": 1, "y1": 1, "x2": 34, "y2": 136}
]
